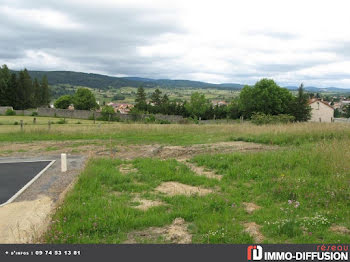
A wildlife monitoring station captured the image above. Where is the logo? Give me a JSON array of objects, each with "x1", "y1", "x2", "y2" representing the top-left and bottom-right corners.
[{"x1": 247, "y1": 245, "x2": 263, "y2": 261}]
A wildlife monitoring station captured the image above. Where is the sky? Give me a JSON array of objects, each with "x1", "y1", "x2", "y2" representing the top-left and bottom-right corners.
[{"x1": 1, "y1": 0, "x2": 350, "y2": 88}]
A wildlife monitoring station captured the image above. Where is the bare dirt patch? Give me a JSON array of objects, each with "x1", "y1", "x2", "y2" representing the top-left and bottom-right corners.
[
  {"x1": 243, "y1": 222, "x2": 265, "y2": 243},
  {"x1": 119, "y1": 164, "x2": 138, "y2": 174},
  {"x1": 158, "y1": 141, "x2": 275, "y2": 160},
  {"x1": 179, "y1": 160, "x2": 222, "y2": 180},
  {"x1": 131, "y1": 197, "x2": 165, "y2": 211},
  {"x1": 124, "y1": 218, "x2": 192, "y2": 244},
  {"x1": 155, "y1": 182, "x2": 213, "y2": 196},
  {"x1": 242, "y1": 202, "x2": 261, "y2": 214},
  {"x1": 0, "y1": 196, "x2": 53, "y2": 243},
  {"x1": 329, "y1": 224, "x2": 350, "y2": 235}
]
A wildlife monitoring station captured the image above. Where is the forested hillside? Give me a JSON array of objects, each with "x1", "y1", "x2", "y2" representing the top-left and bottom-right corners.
[{"x1": 18, "y1": 70, "x2": 244, "y2": 90}]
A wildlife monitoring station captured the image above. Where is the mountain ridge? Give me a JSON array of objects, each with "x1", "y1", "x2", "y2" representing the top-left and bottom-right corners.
[{"x1": 13, "y1": 70, "x2": 350, "y2": 93}]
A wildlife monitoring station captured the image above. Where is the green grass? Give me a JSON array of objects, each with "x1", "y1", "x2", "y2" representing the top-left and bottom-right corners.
[
  {"x1": 0, "y1": 121, "x2": 350, "y2": 147},
  {"x1": 46, "y1": 158, "x2": 252, "y2": 243},
  {"x1": 45, "y1": 138, "x2": 350, "y2": 243},
  {"x1": 192, "y1": 140, "x2": 350, "y2": 243}
]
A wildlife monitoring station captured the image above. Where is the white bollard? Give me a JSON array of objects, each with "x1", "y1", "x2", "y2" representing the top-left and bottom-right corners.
[{"x1": 61, "y1": 153, "x2": 67, "y2": 172}]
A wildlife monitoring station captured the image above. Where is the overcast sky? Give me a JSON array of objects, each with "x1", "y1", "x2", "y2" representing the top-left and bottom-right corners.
[{"x1": 1, "y1": 0, "x2": 350, "y2": 88}]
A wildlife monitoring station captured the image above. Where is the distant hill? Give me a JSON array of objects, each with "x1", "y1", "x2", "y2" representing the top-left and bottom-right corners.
[
  {"x1": 21, "y1": 70, "x2": 244, "y2": 90},
  {"x1": 284, "y1": 86, "x2": 350, "y2": 93},
  {"x1": 12, "y1": 70, "x2": 350, "y2": 93}
]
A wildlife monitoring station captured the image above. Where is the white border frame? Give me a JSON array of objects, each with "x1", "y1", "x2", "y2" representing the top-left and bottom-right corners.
[{"x1": 0, "y1": 160, "x2": 56, "y2": 207}]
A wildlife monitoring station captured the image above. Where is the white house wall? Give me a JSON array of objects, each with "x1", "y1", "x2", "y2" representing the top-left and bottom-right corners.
[{"x1": 309, "y1": 102, "x2": 334, "y2": 123}]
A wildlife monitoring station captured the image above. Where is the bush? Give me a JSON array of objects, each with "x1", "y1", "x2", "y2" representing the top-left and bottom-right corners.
[
  {"x1": 5, "y1": 109, "x2": 16, "y2": 116},
  {"x1": 144, "y1": 115, "x2": 156, "y2": 123},
  {"x1": 54, "y1": 95, "x2": 73, "y2": 109},
  {"x1": 251, "y1": 113, "x2": 295, "y2": 125},
  {"x1": 100, "y1": 106, "x2": 116, "y2": 121},
  {"x1": 56, "y1": 119, "x2": 67, "y2": 124},
  {"x1": 157, "y1": 119, "x2": 171, "y2": 124},
  {"x1": 130, "y1": 108, "x2": 142, "y2": 121},
  {"x1": 31, "y1": 112, "x2": 38, "y2": 116},
  {"x1": 14, "y1": 121, "x2": 18, "y2": 125}
]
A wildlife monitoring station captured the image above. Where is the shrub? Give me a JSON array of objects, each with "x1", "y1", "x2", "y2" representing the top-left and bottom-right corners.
[
  {"x1": 251, "y1": 113, "x2": 295, "y2": 125},
  {"x1": 54, "y1": 95, "x2": 73, "y2": 109},
  {"x1": 14, "y1": 121, "x2": 19, "y2": 125},
  {"x1": 144, "y1": 115, "x2": 156, "y2": 123},
  {"x1": 100, "y1": 106, "x2": 116, "y2": 121},
  {"x1": 56, "y1": 119, "x2": 67, "y2": 124},
  {"x1": 130, "y1": 108, "x2": 142, "y2": 121},
  {"x1": 157, "y1": 119, "x2": 171, "y2": 124},
  {"x1": 5, "y1": 109, "x2": 16, "y2": 116},
  {"x1": 31, "y1": 112, "x2": 38, "y2": 116}
]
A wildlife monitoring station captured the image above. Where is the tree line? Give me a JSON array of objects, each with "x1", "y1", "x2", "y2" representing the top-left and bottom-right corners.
[
  {"x1": 133, "y1": 78, "x2": 311, "y2": 122},
  {"x1": 0, "y1": 65, "x2": 50, "y2": 110}
]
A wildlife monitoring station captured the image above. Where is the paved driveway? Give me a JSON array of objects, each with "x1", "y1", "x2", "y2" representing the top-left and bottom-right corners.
[{"x1": 0, "y1": 161, "x2": 53, "y2": 205}]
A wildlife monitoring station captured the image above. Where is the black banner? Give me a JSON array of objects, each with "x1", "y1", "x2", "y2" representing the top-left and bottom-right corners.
[{"x1": 0, "y1": 244, "x2": 349, "y2": 262}]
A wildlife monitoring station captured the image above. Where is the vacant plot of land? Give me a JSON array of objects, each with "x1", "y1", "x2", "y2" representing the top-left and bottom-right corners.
[
  {"x1": 1, "y1": 119, "x2": 349, "y2": 244},
  {"x1": 44, "y1": 137, "x2": 350, "y2": 243}
]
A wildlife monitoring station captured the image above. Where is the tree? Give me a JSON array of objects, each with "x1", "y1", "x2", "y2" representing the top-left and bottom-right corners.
[
  {"x1": 0, "y1": 65, "x2": 10, "y2": 106},
  {"x1": 101, "y1": 105, "x2": 115, "y2": 121},
  {"x1": 135, "y1": 87, "x2": 147, "y2": 111},
  {"x1": 289, "y1": 83, "x2": 311, "y2": 121},
  {"x1": 239, "y1": 79, "x2": 293, "y2": 118},
  {"x1": 16, "y1": 69, "x2": 33, "y2": 109},
  {"x1": 33, "y1": 78, "x2": 41, "y2": 107},
  {"x1": 40, "y1": 75, "x2": 50, "y2": 107},
  {"x1": 227, "y1": 99, "x2": 241, "y2": 119},
  {"x1": 7, "y1": 73, "x2": 17, "y2": 107},
  {"x1": 73, "y1": 88, "x2": 99, "y2": 110},
  {"x1": 344, "y1": 104, "x2": 350, "y2": 118},
  {"x1": 150, "y1": 88, "x2": 162, "y2": 106},
  {"x1": 184, "y1": 92, "x2": 211, "y2": 119},
  {"x1": 54, "y1": 95, "x2": 73, "y2": 109}
]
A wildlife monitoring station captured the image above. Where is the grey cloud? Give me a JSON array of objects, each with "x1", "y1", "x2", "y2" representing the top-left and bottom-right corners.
[{"x1": 0, "y1": 0, "x2": 350, "y2": 87}]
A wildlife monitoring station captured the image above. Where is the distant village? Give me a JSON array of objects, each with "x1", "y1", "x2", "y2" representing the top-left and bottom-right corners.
[{"x1": 55, "y1": 96, "x2": 350, "y2": 123}]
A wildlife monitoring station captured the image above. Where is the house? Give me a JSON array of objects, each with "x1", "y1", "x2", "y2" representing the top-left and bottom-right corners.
[
  {"x1": 308, "y1": 99, "x2": 334, "y2": 122},
  {"x1": 212, "y1": 100, "x2": 228, "y2": 106},
  {"x1": 115, "y1": 103, "x2": 134, "y2": 114}
]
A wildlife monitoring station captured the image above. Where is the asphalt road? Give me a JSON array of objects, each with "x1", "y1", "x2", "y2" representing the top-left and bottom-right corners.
[{"x1": 0, "y1": 161, "x2": 52, "y2": 205}]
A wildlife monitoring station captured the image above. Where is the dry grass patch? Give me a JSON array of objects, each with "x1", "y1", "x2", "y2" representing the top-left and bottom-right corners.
[
  {"x1": 179, "y1": 160, "x2": 222, "y2": 180},
  {"x1": 131, "y1": 197, "x2": 165, "y2": 211},
  {"x1": 242, "y1": 202, "x2": 261, "y2": 214},
  {"x1": 155, "y1": 182, "x2": 213, "y2": 196},
  {"x1": 124, "y1": 218, "x2": 191, "y2": 244},
  {"x1": 243, "y1": 222, "x2": 265, "y2": 243},
  {"x1": 329, "y1": 225, "x2": 350, "y2": 235},
  {"x1": 119, "y1": 164, "x2": 138, "y2": 174}
]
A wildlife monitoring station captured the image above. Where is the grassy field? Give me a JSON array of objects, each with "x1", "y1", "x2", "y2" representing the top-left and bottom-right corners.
[
  {"x1": 44, "y1": 138, "x2": 350, "y2": 244},
  {"x1": 1, "y1": 116, "x2": 350, "y2": 146},
  {"x1": 1, "y1": 116, "x2": 349, "y2": 243}
]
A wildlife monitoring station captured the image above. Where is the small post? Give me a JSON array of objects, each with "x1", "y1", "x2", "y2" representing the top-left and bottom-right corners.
[
  {"x1": 48, "y1": 120, "x2": 51, "y2": 130},
  {"x1": 20, "y1": 120, "x2": 23, "y2": 131},
  {"x1": 61, "y1": 153, "x2": 67, "y2": 172},
  {"x1": 108, "y1": 114, "x2": 111, "y2": 122},
  {"x1": 93, "y1": 112, "x2": 96, "y2": 124},
  {"x1": 33, "y1": 117, "x2": 36, "y2": 124}
]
